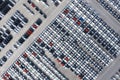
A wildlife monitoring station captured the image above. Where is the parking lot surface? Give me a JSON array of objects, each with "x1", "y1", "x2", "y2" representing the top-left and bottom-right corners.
[{"x1": 0, "y1": 0, "x2": 120, "y2": 80}]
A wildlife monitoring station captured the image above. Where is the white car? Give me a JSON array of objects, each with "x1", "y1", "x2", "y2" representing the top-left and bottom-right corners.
[{"x1": 6, "y1": 50, "x2": 13, "y2": 58}]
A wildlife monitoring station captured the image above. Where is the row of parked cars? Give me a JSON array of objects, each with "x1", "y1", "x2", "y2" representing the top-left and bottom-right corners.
[
  {"x1": 31, "y1": 0, "x2": 120, "y2": 80},
  {"x1": 0, "y1": 10, "x2": 28, "y2": 67},
  {"x1": 0, "y1": 27, "x2": 13, "y2": 51},
  {"x1": 2, "y1": 40, "x2": 68, "y2": 80},
  {"x1": 1, "y1": 0, "x2": 119, "y2": 80},
  {"x1": 27, "y1": 0, "x2": 47, "y2": 18},
  {"x1": 111, "y1": 68, "x2": 120, "y2": 80},
  {"x1": 107, "y1": 0, "x2": 120, "y2": 11},
  {"x1": 6, "y1": 10, "x2": 28, "y2": 33},
  {"x1": 39, "y1": 21, "x2": 106, "y2": 80},
  {"x1": 0, "y1": 49, "x2": 13, "y2": 66},
  {"x1": 72, "y1": 0, "x2": 120, "y2": 58},
  {"x1": 40, "y1": 28, "x2": 105, "y2": 80},
  {"x1": 0, "y1": 5, "x2": 25, "y2": 67},
  {"x1": 0, "y1": 0, "x2": 19, "y2": 20},
  {"x1": 14, "y1": 18, "x2": 42, "y2": 49},
  {"x1": 97, "y1": 0, "x2": 120, "y2": 22}
]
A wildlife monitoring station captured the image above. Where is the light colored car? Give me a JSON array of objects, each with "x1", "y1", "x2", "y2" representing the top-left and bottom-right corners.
[{"x1": 6, "y1": 50, "x2": 13, "y2": 58}]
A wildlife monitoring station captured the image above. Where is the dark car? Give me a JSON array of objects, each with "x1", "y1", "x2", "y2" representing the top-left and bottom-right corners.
[{"x1": 2, "y1": 56, "x2": 7, "y2": 62}]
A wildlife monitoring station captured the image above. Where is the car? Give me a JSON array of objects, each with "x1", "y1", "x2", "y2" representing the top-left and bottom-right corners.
[
  {"x1": 6, "y1": 49, "x2": 13, "y2": 58},
  {"x1": 23, "y1": 18, "x2": 28, "y2": 23},
  {"x1": 79, "y1": 17, "x2": 84, "y2": 22},
  {"x1": 109, "y1": 47, "x2": 116, "y2": 54},
  {"x1": 3, "y1": 34, "x2": 13, "y2": 44},
  {"x1": 39, "y1": 9, "x2": 43, "y2": 15},
  {"x1": 0, "y1": 36, "x2": 4, "y2": 43},
  {"x1": 88, "y1": 28, "x2": 96, "y2": 36},
  {"x1": 1, "y1": 5, "x2": 11, "y2": 15},
  {"x1": 40, "y1": 42, "x2": 46, "y2": 47},
  {"x1": 40, "y1": 48, "x2": 45, "y2": 55},
  {"x1": 43, "y1": 13, "x2": 47, "y2": 18},
  {"x1": 18, "y1": 37, "x2": 25, "y2": 44},
  {"x1": 18, "y1": 23, "x2": 23, "y2": 28},
  {"x1": 1, "y1": 31, "x2": 5, "y2": 37},
  {"x1": 93, "y1": 32, "x2": 100, "y2": 39},
  {"x1": 2, "y1": 56, "x2": 7, "y2": 62},
  {"x1": 23, "y1": 33, "x2": 29, "y2": 39},
  {"x1": 9, "y1": 24, "x2": 15, "y2": 30},
  {"x1": 97, "y1": 36, "x2": 104, "y2": 43},
  {"x1": 35, "y1": 18, "x2": 42, "y2": 25},
  {"x1": 0, "y1": 59, "x2": 3, "y2": 66},
  {"x1": 45, "y1": 45, "x2": 50, "y2": 50},
  {"x1": 101, "y1": 39, "x2": 108, "y2": 47},
  {"x1": 0, "y1": 0, "x2": 9, "y2": 11},
  {"x1": 14, "y1": 18, "x2": 21, "y2": 26},
  {"x1": 5, "y1": 29, "x2": 10, "y2": 34},
  {"x1": 49, "y1": 48, "x2": 55, "y2": 53},
  {"x1": 0, "y1": 43, "x2": 5, "y2": 48}
]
